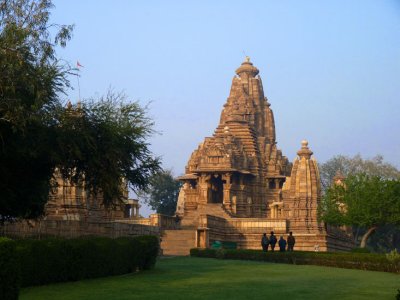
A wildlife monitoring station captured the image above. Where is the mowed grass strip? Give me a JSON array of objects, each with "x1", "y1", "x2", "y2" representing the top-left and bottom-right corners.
[{"x1": 21, "y1": 256, "x2": 399, "y2": 300}]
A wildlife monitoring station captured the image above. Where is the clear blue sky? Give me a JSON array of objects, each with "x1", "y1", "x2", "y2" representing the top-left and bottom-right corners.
[{"x1": 51, "y1": 1, "x2": 400, "y2": 216}]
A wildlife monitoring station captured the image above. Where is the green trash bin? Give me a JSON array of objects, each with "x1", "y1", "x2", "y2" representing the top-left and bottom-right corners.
[
  {"x1": 211, "y1": 240, "x2": 222, "y2": 249},
  {"x1": 211, "y1": 240, "x2": 237, "y2": 250},
  {"x1": 221, "y1": 241, "x2": 237, "y2": 249}
]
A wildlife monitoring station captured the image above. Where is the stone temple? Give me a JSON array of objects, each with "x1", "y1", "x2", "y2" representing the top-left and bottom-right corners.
[{"x1": 161, "y1": 58, "x2": 353, "y2": 254}]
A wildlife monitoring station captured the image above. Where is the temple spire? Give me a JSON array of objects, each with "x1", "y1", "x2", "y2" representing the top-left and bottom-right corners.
[{"x1": 235, "y1": 57, "x2": 259, "y2": 78}]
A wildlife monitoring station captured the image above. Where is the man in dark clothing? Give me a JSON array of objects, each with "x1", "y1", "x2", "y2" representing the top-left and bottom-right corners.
[
  {"x1": 287, "y1": 231, "x2": 295, "y2": 251},
  {"x1": 269, "y1": 231, "x2": 277, "y2": 252},
  {"x1": 278, "y1": 236, "x2": 287, "y2": 252},
  {"x1": 261, "y1": 233, "x2": 269, "y2": 252}
]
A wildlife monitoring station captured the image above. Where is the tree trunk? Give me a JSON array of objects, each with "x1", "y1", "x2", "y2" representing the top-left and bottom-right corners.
[
  {"x1": 360, "y1": 226, "x2": 377, "y2": 248},
  {"x1": 354, "y1": 226, "x2": 361, "y2": 244}
]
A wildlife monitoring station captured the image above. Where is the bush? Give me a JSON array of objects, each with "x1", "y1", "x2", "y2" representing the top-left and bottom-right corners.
[
  {"x1": 190, "y1": 248, "x2": 400, "y2": 273},
  {"x1": 0, "y1": 237, "x2": 19, "y2": 300},
  {"x1": 16, "y1": 235, "x2": 159, "y2": 287},
  {"x1": 351, "y1": 247, "x2": 371, "y2": 253},
  {"x1": 135, "y1": 235, "x2": 159, "y2": 270},
  {"x1": 386, "y1": 250, "x2": 400, "y2": 263},
  {"x1": 190, "y1": 248, "x2": 217, "y2": 258}
]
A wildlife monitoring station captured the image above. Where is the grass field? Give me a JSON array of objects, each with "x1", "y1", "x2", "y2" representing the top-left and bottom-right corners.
[{"x1": 21, "y1": 256, "x2": 399, "y2": 300}]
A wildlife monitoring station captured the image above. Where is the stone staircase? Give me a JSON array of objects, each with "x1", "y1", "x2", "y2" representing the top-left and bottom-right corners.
[
  {"x1": 181, "y1": 203, "x2": 232, "y2": 227},
  {"x1": 161, "y1": 229, "x2": 196, "y2": 256},
  {"x1": 160, "y1": 204, "x2": 232, "y2": 255}
]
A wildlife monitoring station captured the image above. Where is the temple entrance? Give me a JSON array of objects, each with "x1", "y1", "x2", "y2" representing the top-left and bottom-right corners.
[{"x1": 209, "y1": 174, "x2": 223, "y2": 203}]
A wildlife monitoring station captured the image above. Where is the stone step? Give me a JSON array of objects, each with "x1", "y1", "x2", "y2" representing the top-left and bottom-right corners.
[{"x1": 160, "y1": 229, "x2": 196, "y2": 256}]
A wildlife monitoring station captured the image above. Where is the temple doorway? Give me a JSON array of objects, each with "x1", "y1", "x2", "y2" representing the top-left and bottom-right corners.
[{"x1": 209, "y1": 174, "x2": 223, "y2": 203}]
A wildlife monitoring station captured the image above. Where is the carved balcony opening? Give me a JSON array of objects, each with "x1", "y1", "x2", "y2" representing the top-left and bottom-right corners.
[{"x1": 209, "y1": 174, "x2": 224, "y2": 203}]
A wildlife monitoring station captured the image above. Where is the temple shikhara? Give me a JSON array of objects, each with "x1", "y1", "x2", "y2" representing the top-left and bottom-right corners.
[{"x1": 161, "y1": 58, "x2": 353, "y2": 254}]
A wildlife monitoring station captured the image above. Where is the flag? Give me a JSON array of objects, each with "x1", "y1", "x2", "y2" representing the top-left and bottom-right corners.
[{"x1": 77, "y1": 61, "x2": 84, "y2": 68}]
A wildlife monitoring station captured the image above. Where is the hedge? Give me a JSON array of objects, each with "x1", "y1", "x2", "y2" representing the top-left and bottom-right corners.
[
  {"x1": 16, "y1": 235, "x2": 159, "y2": 287},
  {"x1": 0, "y1": 237, "x2": 19, "y2": 300},
  {"x1": 0, "y1": 235, "x2": 159, "y2": 299},
  {"x1": 190, "y1": 248, "x2": 400, "y2": 274}
]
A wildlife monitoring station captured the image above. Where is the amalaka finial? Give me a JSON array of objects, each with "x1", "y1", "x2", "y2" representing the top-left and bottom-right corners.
[
  {"x1": 297, "y1": 140, "x2": 313, "y2": 158},
  {"x1": 236, "y1": 56, "x2": 259, "y2": 77}
]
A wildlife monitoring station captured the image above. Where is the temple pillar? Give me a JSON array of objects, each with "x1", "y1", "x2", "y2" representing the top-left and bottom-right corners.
[
  {"x1": 275, "y1": 178, "x2": 280, "y2": 189},
  {"x1": 222, "y1": 173, "x2": 232, "y2": 209}
]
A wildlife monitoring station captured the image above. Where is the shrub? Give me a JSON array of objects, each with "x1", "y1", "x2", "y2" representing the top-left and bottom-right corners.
[
  {"x1": 190, "y1": 248, "x2": 400, "y2": 273},
  {"x1": 386, "y1": 250, "x2": 400, "y2": 263},
  {"x1": 190, "y1": 248, "x2": 217, "y2": 258},
  {"x1": 16, "y1": 235, "x2": 159, "y2": 287},
  {"x1": 0, "y1": 237, "x2": 19, "y2": 300},
  {"x1": 351, "y1": 247, "x2": 371, "y2": 253},
  {"x1": 135, "y1": 235, "x2": 159, "y2": 270},
  {"x1": 215, "y1": 249, "x2": 226, "y2": 259}
]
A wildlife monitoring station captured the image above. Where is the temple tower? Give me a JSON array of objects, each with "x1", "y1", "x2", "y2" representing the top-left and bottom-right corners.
[
  {"x1": 178, "y1": 57, "x2": 290, "y2": 218},
  {"x1": 283, "y1": 140, "x2": 323, "y2": 233}
]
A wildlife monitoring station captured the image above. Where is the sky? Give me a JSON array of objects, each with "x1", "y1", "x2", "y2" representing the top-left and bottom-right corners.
[{"x1": 51, "y1": 0, "x2": 400, "y2": 216}]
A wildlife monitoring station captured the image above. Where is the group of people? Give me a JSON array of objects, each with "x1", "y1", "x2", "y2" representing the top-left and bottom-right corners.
[{"x1": 261, "y1": 231, "x2": 295, "y2": 252}]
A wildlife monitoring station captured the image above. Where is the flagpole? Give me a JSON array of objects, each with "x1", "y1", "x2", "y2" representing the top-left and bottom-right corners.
[
  {"x1": 76, "y1": 61, "x2": 83, "y2": 102},
  {"x1": 77, "y1": 73, "x2": 81, "y2": 102}
]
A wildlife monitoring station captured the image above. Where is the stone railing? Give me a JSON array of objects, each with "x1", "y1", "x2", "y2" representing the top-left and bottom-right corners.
[
  {"x1": 115, "y1": 218, "x2": 151, "y2": 225},
  {"x1": 116, "y1": 213, "x2": 179, "y2": 229},
  {"x1": 149, "y1": 214, "x2": 179, "y2": 229},
  {"x1": 198, "y1": 214, "x2": 287, "y2": 233},
  {"x1": 198, "y1": 214, "x2": 228, "y2": 229},
  {"x1": 1, "y1": 219, "x2": 160, "y2": 239},
  {"x1": 226, "y1": 218, "x2": 287, "y2": 233}
]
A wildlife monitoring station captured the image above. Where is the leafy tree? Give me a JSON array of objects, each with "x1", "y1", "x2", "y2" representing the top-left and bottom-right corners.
[
  {"x1": 0, "y1": 0, "x2": 73, "y2": 220},
  {"x1": 0, "y1": 0, "x2": 160, "y2": 221},
  {"x1": 140, "y1": 170, "x2": 181, "y2": 216},
  {"x1": 319, "y1": 155, "x2": 400, "y2": 251},
  {"x1": 319, "y1": 174, "x2": 400, "y2": 248},
  {"x1": 55, "y1": 91, "x2": 161, "y2": 207}
]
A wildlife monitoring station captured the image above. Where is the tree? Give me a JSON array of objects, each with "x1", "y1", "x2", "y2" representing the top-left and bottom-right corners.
[
  {"x1": 0, "y1": 0, "x2": 161, "y2": 220},
  {"x1": 319, "y1": 154, "x2": 400, "y2": 190},
  {"x1": 319, "y1": 154, "x2": 400, "y2": 251},
  {"x1": 140, "y1": 170, "x2": 181, "y2": 216},
  {"x1": 54, "y1": 91, "x2": 161, "y2": 207},
  {"x1": 319, "y1": 173, "x2": 400, "y2": 248},
  {"x1": 0, "y1": 0, "x2": 73, "y2": 220}
]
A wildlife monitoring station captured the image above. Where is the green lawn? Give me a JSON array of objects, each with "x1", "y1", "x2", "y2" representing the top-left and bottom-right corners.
[{"x1": 21, "y1": 257, "x2": 399, "y2": 300}]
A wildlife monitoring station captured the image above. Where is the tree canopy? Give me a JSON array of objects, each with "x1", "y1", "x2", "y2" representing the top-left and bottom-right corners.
[
  {"x1": 319, "y1": 173, "x2": 400, "y2": 248},
  {"x1": 319, "y1": 154, "x2": 400, "y2": 190},
  {"x1": 319, "y1": 154, "x2": 400, "y2": 251},
  {"x1": 140, "y1": 170, "x2": 181, "y2": 216},
  {"x1": 0, "y1": 0, "x2": 160, "y2": 221}
]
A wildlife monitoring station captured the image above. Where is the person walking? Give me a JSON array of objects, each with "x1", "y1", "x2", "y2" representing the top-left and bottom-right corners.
[
  {"x1": 269, "y1": 231, "x2": 277, "y2": 252},
  {"x1": 287, "y1": 231, "x2": 295, "y2": 251},
  {"x1": 261, "y1": 233, "x2": 269, "y2": 252},
  {"x1": 278, "y1": 236, "x2": 287, "y2": 252}
]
